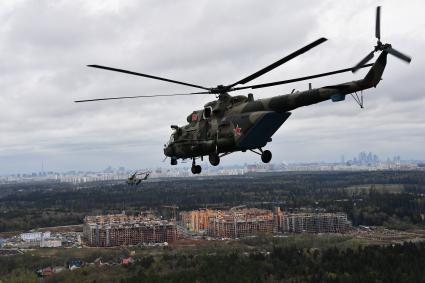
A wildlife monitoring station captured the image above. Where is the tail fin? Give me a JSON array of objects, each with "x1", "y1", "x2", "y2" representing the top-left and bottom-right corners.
[{"x1": 362, "y1": 51, "x2": 388, "y2": 88}]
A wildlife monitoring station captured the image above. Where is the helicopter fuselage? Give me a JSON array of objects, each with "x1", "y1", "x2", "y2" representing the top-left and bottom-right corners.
[{"x1": 164, "y1": 51, "x2": 387, "y2": 162}]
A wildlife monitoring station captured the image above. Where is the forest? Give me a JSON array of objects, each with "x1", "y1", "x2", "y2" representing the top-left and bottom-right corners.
[
  {"x1": 1, "y1": 171, "x2": 425, "y2": 232},
  {"x1": 1, "y1": 171, "x2": 425, "y2": 282},
  {"x1": 2, "y1": 239, "x2": 425, "y2": 283}
]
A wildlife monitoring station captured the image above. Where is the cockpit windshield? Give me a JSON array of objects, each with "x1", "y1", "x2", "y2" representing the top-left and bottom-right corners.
[{"x1": 167, "y1": 133, "x2": 175, "y2": 146}]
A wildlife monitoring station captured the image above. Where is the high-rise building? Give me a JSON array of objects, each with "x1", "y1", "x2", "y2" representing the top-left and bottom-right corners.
[
  {"x1": 208, "y1": 208, "x2": 274, "y2": 238},
  {"x1": 280, "y1": 212, "x2": 352, "y2": 234},
  {"x1": 83, "y1": 213, "x2": 177, "y2": 247},
  {"x1": 180, "y1": 209, "x2": 220, "y2": 232}
]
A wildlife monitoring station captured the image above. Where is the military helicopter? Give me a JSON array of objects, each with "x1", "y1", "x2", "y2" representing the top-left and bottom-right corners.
[
  {"x1": 127, "y1": 171, "x2": 151, "y2": 185},
  {"x1": 76, "y1": 7, "x2": 411, "y2": 175}
]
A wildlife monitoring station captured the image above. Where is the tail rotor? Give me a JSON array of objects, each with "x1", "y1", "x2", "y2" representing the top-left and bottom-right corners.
[{"x1": 352, "y1": 6, "x2": 411, "y2": 73}]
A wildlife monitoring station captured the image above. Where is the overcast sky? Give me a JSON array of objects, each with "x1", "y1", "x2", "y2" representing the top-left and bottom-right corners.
[{"x1": 0, "y1": 0, "x2": 424, "y2": 174}]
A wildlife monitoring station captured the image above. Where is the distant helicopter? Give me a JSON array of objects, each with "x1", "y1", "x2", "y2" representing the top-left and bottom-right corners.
[
  {"x1": 127, "y1": 171, "x2": 151, "y2": 186},
  {"x1": 76, "y1": 7, "x2": 411, "y2": 175}
]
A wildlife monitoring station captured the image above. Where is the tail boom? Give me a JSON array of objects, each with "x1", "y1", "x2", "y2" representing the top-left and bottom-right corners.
[{"x1": 264, "y1": 51, "x2": 388, "y2": 112}]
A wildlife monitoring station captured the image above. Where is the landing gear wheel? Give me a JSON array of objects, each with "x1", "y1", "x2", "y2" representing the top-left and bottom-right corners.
[
  {"x1": 191, "y1": 165, "x2": 202, "y2": 174},
  {"x1": 261, "y1": 150, "x2": 272, "y2": 163},
  {"x1": 209, "y1": 154, "x2": 220, "y2": 166},
  {"x1": 171, "y1": 158, "x2": 177, "y2": 166},
  {"x1": 196, "y1": 165, "x2": 202, "y2": 174}
]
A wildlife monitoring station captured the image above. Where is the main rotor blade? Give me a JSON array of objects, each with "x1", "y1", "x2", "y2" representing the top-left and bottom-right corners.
[
  {"x1": 230, "y1": 63, "x2": 373, "y2": 91},
  {"x1": 87, "y1": 65, "x2": 211, "y2": 91},
  {"x1": 376, "y1": 6, "x2": 381, "y2": 40},
  {"x1": 74, "y1": 91, "x2": 210, "y2": 103},
  {"x1": 387, "y1": 47, "x2": 412, "y2": 63},
  {"x1": 227, "y1": 37, "x2": 328, "y2": 88},
  {"x1": 352, "y1": 51, "x2": 375, "y2": 73}
]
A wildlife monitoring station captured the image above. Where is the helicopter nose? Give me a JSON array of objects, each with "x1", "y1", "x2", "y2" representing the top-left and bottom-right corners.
[{"x1": 164, "y1": 145, "x2": 173, "y2": 157}]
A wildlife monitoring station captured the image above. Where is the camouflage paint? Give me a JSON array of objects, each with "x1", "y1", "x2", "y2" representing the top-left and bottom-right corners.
[{"x1": 164, "y1": 52, "x2": 388, "y2": 160}]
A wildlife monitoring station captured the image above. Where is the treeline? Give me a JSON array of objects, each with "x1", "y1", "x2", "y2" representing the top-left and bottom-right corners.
[
  {"x1": 4, "y1": 240, "x2": 425, "y2": 283},
  {"x1": 48, "y1": 242, "x2": 425, "y2": 283},
  {"x1": 125, "y1": 242, "x2": 425, "y2": 283},
  {"x1": 1, "y1": 171, "x2": 425, "y2": 231}
]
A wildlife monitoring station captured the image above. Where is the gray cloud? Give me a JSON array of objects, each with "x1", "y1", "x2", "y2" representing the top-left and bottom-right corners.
[{"x1": 0, "y1": 0, "x2": 424, "y2": 174}]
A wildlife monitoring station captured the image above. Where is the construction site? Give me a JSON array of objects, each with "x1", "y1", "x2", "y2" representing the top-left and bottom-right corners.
[
  {"x1": 82, "y1": 208, "x2": 353, "y2": 246},
  {"x1": 180, "y1": 207, "x2": 275, "y2": 238},
  {"x1": 180, "y1": 207, "x2": 352, "y2": 238},
  {"x1": 83, "y1": 212, "x2": 177, "y2": 247},
  {"x1": 180, "y1": 208, "x2": 220, "y2": 233},
  {"x1": 280, "y1": 212, "x2": 352, "y2": 234},
  {"x1": 208, "y1": 208, "x2": 275, "y2": 238}
]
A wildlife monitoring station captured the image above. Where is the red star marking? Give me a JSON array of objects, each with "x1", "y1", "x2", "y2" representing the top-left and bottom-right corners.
[{"x1": 234, "y1": 125, "x2": 242, "y2": 136}]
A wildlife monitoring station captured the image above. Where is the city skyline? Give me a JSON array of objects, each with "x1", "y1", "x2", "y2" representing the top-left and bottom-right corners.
[
  {"x1": 1, "y1": 150, "x2": 423, "y2": 181},
  {"x1": 1, "y1": 149, "x2": 422, "y2": 176}
]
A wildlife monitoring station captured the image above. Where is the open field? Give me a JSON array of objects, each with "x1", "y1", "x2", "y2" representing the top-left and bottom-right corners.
[{"x1": 343, "y1": 183, "x2": 405, "y2": 194}]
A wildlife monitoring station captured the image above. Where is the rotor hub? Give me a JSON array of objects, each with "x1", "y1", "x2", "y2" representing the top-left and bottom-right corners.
[
  {"x1": 210, "y1": 84, "x2": 231, "y2": 94},
  {"x1": 375, "y1": 41, "x2": 391, "y2": 52}
]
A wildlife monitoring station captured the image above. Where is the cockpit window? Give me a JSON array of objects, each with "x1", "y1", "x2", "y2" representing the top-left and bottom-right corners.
[
  {"x1": 167, "y1": 133, "x2": 175, "y2": 146},
  {"x1": 203, "y1": 106, "x2": 212, "y2": 119},
  {"x1": 231, "y1": 95, "x2": 248, "y2": 105}
]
